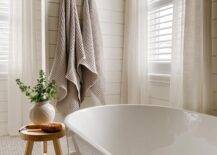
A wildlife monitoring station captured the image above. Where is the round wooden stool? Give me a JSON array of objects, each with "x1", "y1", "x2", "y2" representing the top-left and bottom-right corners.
[{"x1": 19, "y1": 123, "x2": 65, "y2": 155}]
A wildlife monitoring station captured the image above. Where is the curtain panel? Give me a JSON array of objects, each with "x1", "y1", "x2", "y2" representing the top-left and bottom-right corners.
[
  {"x1": 170, "y1": 0, "x2": 213, "y2": 113},
  {"x1": 123, "y1": 0, "x2": 214, "y2": 113},
  {"x1": 121, "y1": 0, "x2": 149, "y2": 105},
  {"x1": 183, "y1": 0, "x2": 212, "y2": 112},
  {"x1": 8, "y1": 0, "x2": 42, "y2": 135}
]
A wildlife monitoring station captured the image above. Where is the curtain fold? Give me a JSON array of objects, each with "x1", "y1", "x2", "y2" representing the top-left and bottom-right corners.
[
  {"x1": 170, "y1": 0, "x2": 213, "y2": 113},
  {"x1": 170, "y1": 0, "x2": 185, "y2": 108},
  {"x1": 8, "y1": 0, "x2": 42, "y2": 135},
  {"x1": 182, "y1": 0, "x2": 213, "y2": 112},
  {"x1": 121, "y1": 0, "x2": 149, "y2": 105}
]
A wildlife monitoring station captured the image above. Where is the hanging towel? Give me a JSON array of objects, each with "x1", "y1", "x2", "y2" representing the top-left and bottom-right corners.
[
  {"x1": 79, "y1": 0, "x2": 105, "y2": 103},
  {"x1": 49, "y1": 0, "x2": 85, "y2": 115},
  {"x1": 49, "y1": 0, "x2": 105, "y2": 115}
]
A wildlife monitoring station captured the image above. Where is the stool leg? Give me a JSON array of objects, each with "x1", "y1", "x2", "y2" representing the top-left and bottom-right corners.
[
  {"x1": 43, "y1": 141, "x2": 47, "y2": 154},
  {"x1": 25, "y1": 141, "x2": 34, "y2": 155},
  {"x1": 53, "y1": 139, "x2": 63, "y2": 155}
]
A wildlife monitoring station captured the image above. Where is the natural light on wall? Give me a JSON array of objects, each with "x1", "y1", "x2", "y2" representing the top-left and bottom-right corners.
[
  {"x1": 148, "y1": 0, "x2": 173, "y2": 75},
  {"x1": 0, "y1": 0, "x2": 9, "y2": 74}
]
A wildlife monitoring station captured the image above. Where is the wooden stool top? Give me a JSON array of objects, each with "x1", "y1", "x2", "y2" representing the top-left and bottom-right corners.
[{"x1": 19, "y1": 123, "x2": 65, "y2": 142}]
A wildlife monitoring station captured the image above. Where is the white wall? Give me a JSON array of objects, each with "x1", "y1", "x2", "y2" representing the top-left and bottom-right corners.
[
  {"x1": 46, "y1": 0, "x2": 125, "y2": 107},
  {"x1": 149, "y1": 75, "x2": 170, "y2": 106},
  {"x1": 0, "y1": 75, "x2": 7, "y2": 135}
]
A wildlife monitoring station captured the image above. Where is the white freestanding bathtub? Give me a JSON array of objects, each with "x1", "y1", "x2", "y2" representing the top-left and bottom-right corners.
[{"x1": 65, "y1": 105, "x2": 217, "y2": 155}]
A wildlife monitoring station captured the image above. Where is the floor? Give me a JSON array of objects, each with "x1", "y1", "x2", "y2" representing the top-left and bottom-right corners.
[{"x1": 0, "y1": 136, "x2": 69, "y2": 155}]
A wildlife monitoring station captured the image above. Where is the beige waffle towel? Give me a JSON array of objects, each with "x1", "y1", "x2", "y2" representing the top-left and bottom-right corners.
[
  {"x1": 49, "y1": 0, "x2": 105, "y2": 115},
  {"x1": 79, "y1": 0, "x2": 105, "y2": 103}
]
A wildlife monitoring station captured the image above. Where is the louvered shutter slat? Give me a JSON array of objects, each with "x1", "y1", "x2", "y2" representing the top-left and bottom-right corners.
[
  {"x1": 0, "y1": 0, "x2": 9, "y2": 74},
  {"x1": 148, "y1": 1, "x2": 173, "y2": 63}
]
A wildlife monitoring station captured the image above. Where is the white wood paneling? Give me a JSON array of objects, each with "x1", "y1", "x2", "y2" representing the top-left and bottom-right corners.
[
  {"x1": 150, "y1": 98, "x2": 170, "y2": 106},
  {"x1": 104, "y1": 60, "x2": 122, "y2": 72},
  {"x1": 97, "y1": 0, "x2": 124, "y2": 12},
  {"x1": 103, "y1": 36, "x2": 123, "y2": 48},
  {"x1": 148, "y1": 74, "x2": 170, "y2": 106},
  {"x1": 101, "y1": 23, "x2": 124, "y2": 36},
  {"x1": 48, "y1": 17, "x2": 58, "y2": 31},
  {"x1": 46, "y1": 0, "x2": 125, "y2": 106},
  {"x1": 0, "y1": 113, "x2": 7, "y2": 123},
  {"x1": 0, "y1": 76, "x2": 8, "y2": 135},
  {"x1": 47, "y1": 2, "x2": 59, "y2": 17},
  {"x1": 0, "y1": 80, "x2": 7, "y2": 92},
  {"x1": 0, "y1": 123, "x2": 7, "y2": 135},
  {"x1": 99, "y1": 10, "x2": 124, "y2": 24},
  {"x1": 103, "y1": 48, "x2": 123, "y2": 59},
  {"x1": 149, "y1": 84, "x2": 170, "y2": 101}
]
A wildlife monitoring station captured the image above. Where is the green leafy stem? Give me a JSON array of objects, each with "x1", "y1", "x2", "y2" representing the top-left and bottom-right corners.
[{"x1": 16, "y1": 70, "x2": 57, "y2": 103}]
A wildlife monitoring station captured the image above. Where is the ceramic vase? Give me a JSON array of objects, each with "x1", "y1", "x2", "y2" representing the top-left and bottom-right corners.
[{"x1": 29, "y1": 101, "x2": 55, "y2": 125}]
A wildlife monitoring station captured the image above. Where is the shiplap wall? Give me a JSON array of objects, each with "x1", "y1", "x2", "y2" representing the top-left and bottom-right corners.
[
  {"x1": 149, "y1": 75, "x2": 170, "y2": 106},
  {"x1": 46, "y1": 0, "x2": 125, "y2": 107},
  {"x1": 0, "y1": 75, "x2": 7, "y2": 135},
  {"x1": 212, "y1": 0, "x2": 217, "y2": 113}
]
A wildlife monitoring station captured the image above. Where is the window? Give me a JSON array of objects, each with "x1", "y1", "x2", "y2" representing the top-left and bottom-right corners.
[
  {"x1": 0, "y1": 0, "x2": 9, "y2": 74},
  {"x1": 148, "y1": 0, "x2": 173, "y2": 75}
]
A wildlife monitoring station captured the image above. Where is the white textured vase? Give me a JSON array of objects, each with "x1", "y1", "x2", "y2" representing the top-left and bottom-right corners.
[{"x1": 30, "y1": 101, "x2": 55, "y2": 125}]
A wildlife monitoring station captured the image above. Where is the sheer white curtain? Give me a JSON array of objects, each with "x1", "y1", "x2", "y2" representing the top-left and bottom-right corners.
[
  {"x1": 8, "y1": 0, "x2": 42, "y2": 135},
  {"x1": 170, "y1": 0, "x2": 213, "y2": 113},
  {"x1": 121, "y1": 0, "x2": 149, "y2": 104},
  {"x1": 123, "y1": 0, "x2": 213, "y2": 113},
  {"x1": 170, "y1": 0, "x2": 185, "y2": 108}
]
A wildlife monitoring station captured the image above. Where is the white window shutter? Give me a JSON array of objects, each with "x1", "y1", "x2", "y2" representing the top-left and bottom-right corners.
[
  {"x1": 0, "y1": 1, "x2": 9, "y2": 74},
  {"x1": 148, "y1": 0, "x2": 174, "y2": 74}
]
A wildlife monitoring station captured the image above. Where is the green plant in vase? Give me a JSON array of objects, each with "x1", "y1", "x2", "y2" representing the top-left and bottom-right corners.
[{"x1": 16, "y1": 70, "x2": 58, "y2": 125}]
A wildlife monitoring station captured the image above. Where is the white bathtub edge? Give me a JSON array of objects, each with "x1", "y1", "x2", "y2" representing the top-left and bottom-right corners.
[{"x1": 65, "y1": 114, "x2": 112, "y2": 155}]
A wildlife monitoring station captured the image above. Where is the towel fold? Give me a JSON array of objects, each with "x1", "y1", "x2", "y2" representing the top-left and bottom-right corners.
[
  {"x1": 49, "y1": 0, "x2": 105, "y2": 115},
  {"x1": 80, "y1": 0, "x2": 105, "y2": 103}
]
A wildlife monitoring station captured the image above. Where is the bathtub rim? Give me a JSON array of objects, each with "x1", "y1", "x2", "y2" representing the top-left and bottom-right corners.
[{"x1": 64, "y1": 104, "x2": 217, "y2": 155}]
